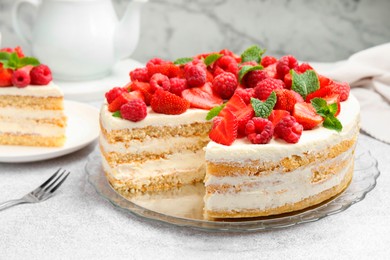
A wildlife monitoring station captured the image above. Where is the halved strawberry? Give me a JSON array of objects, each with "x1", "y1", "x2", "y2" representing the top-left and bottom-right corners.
[
  {"x1": 209, "y1": 109, "x2": 238, "y2": 146},
  {"x1": 182, "y1": 83, "x2": 223, "y2": 110},
  {"x1": 108, "y1": 90, "x2": 144, "y2": 112},
  {"x1": 268, "y1": 110, "x2": 290, "y2": 126},
  {"x1": 305, "y1": 85, "x2": 332, "y2": 102},
  {"x1": 318, "y1": 74, "x2": 333, "y2": 88},
  {"x1": 274, "y1": 89, "x2": 304, "y2": 113},
  {"x1": 130, "y1": 81, "x2": 153, "y2": 105},
  {"x1": 293, "y1": 102, "x2": 323, "y2": 130},
  {"x1": 323, "y1": 94, "x2": 341, "y2": 117},
  {"x1": 150, "y1": 89, "x2": 190, "y2": 115},
  {"x1": 0, "y1": 64, "x2": 13, "y2": 87},
  {"x1": 284, "y1": 72, "x2": 292, "y2": 89}
]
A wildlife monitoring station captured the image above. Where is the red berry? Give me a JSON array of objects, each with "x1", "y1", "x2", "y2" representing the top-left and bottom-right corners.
[
  {"x1": 219, "y1": 49, "x2": 241, "y2": 63},
  {"x1": 149, "y1": 73, "x2": 170, "y2": 92},
  {"x1": 150, "y1": 89, "x2": 190, "y2": 115},
  {"x1": 147, "y1": 60, "x2": 181, "y2": 78},
  {"x1": 209, "y1": 109, "x2": 238, "y2": 146},
  {"x1": 322, "y1": 94, "x2": 341, "y2": 117},
  {"x1": 146, "y1": 57, "x2": 165, "y2": 67},
  {"x1": 214, "y1": 55, "x2": 238, "y2": 76},
  {"x1": 254, "y1": 78, "x2": 284, "y2": 100},
  {"x1": 329, "y1": 82, "x2": 350, "y2": 102},
  {"x1": 263, "y1": 63, "x2": 278, "y2": 79},
  {"x1": 212, "y1": 72, "x2": 238, "y2": 99},
  {"x1": 11, "y1": 65, "x2": 33, "y2": 88},
  {"x1": 234, "y1": 88, "x2": 254, "y2": 105},
  {"x1": 274, "y1": 115, "x2": 303, "y2": 143},
  {"x1": 243, "y1": 69, "x2": 269, "y2": 88},
  {"x1": 296, "y1": 63, "x2": 313, "y2": 74},
  {"x1": 274, "y1": 89, "x2": 304, "y2": 113},
  {"x1": 239, "y1": 61, "x2": 258, "y2": 69},
  {"x1": 30, "y1": 64, "x2": 52, "y2": 85},
  {"x1": 261, "y1": 56, "x2": 277, "y2": 67},
  {"x1": 129, "y1": 67, "x2": 150, "y2": 82},
  {"x1": 105, "y1": 87, "x2": 127, "y2": 104},
  {"x1": 181, "y1": 83, "x2": 223, "y2": 110},
  {"x1": 130, "y1": 81, "x2": 153, "y2": 105},
  {"x1": 276, "y1": 55, "x2": 298, "y2": 79},
  {"x1": 284, "y1": 72, "x2": 292, "y2": 88},
  {"x1": 245, "y1": 117, "x2": 274, "y2": 144},
  {"x1": 0, "y1": 46, "x2": 24, "y2": 58},
  {"x1": 293, "y1": 102, "x2": 323, "y2": 130},
  {"x1": 0, "y1": 64, "x2": 13, "y2": 87},
  {"x1": 120, "y1": 99, "x2": 147, "y2": 122},
  {"x1": 318, "y1": 74, "x2": 333, "y2": 88},
  {"x1": 305, "y1": 85, "x2": 333, "y2": 102},
  {"x1": 108, "y1": 90, "x2": 144, "y2": 112},
  {"x1": 185, "y1": 64, "x2": 206, "y2": 88},
  {"x1": 169, "y1": 77, "x2": 188, "y2": 96},
  {"x1": 268, "y1": 110, "x2": 290, "y2": 126}
]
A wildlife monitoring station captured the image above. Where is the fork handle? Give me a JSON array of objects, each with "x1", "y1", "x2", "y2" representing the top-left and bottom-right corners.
[{"x1": 0, "y1": 199, "x2": 27, "y2": 211}]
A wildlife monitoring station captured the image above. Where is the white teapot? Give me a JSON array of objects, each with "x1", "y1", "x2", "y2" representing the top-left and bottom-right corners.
[{"x1": 12, "y1": 0, "x2": 148, "y2": 81}]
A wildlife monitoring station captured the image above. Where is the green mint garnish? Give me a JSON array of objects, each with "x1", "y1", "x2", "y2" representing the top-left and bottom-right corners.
[
  {"x1": 0, "y1": 51, "x2": 40, "y2": 70},
  {"x1": 291, "y1": 70, "x2": 319, "y2": 100},
  {"x1": 250, "y1": 91, "x2": 276, "y2": 118},
  {"x1": 173, "y1": 57, "x2": 193, "y2": 65},
  {"x1": 204, "y1": 53, "x2": 222, "y2": 66},
  {"x1": 112, "y1": 111, "x2": 122, "y2": 118},
  {"x1": 206, "y1": 103, "x2": 226, "y2": 120},
  {"x1": 240, "y1": 45, "x2": 265, "y2": 64},
  {"x1": 311, "y1": 97, "x2": 342, "y2": 132},
  {"x1": 238, "y1": 65, "x2": 263, "y2": 83}
]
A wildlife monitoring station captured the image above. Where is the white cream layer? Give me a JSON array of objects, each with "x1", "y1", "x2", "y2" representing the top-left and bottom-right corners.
[
  {"x1": 0, "y1": 82, "x2": 63, "y2": 97},
  {"x1": 0, "y1": 118, "x2": 65, "y2": 137},
  {"x1": 100, "y1": 104, "x2": 209, "y2": 131},
  {"x1": 205, "y1": 94, "x2": 360, "y2": 164},
  {"x1": 204, "y1": 148, "x2": 353, "y2": 211},
  {"x1": 0, "y1": 107, "x2": 65, "y2": 119}
]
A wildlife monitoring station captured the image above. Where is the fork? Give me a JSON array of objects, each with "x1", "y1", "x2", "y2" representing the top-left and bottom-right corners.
[{"x1": 0, "y1": 168, "x2": 70, "y2": 212}]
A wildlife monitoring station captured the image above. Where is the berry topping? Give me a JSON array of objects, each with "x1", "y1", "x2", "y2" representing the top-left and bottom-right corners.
[
  {"x1": 150, "y1": 89, "x2": 190, "y2": 115},
  {"x1": 268, "y1": 109, "x2": 290, "y2": 126},
  {"x1": 254, "y1": 78, "x2": 284, "y2": 100},
  {"x1": 276, "y1": 55, "x2": 298, "y2": 79},
  {"x1": 243, "y1": 69, "x2": 269, "y2": 88},
  {"x1": 0, "y1": 64, "x2": 13, "y2": 87},
  {"x1": 234, "y1": 88, "x2": 255, "y2": 105},
  {"x1": 130, "y1": 67, "x2": 150, "y2": 82},
  {"x1": 322, "y1": 94, "x2": 341, "y2": 117},
  {"x1": 245, "y1": 117, "x2": 274, "y2": 144},
  {"x1": 129, "y1": 81, "x2": 153, "y2": 105},
  {"x1": 212, "y1": 72, "x2": 238, "y2": 99},
  {"x1": 185, "y1": 64, "x2": 206, "y2": 88},
  {"x1": 214, "y1": 55, "x2": 239, "y2": 76},
  {"x1": 30, "y1": 64, "x2": 52, "y2": 85},
  {"x1": 169, "y1": 77, "x2": 188, "y2": 96},
  {"x1": 293, "y1": 102, "x2": 323, "y2": 130},
  {"x1": 261, "y1": 56, "x2": 277, "y2": 67},
  {"x1": 120, "y1": 99, "x2": 147, "y2": 122},
  {"x1": 11, "y1": 65, "x2": 33, "y2": 88},
  {"x1": 209, "y1": 109, "x2": 238, "y2": 146},
  {"x1": 329, "y1": 81, "x2": 350, "y2": 102},
  {"x1": 149, "y1": 73, "x2": 171, "y2": 92},
  {"x1": 105, "y1": 87, "x2": 127, "y2": 104},
  {"x1": 274, "y1": 89, "x2": 304, "y2": 113},
  {"x1": 182, "y1": 83, "x2": 223, "y2": 109},
  {"x1": 147, "y1": 60, "x2": 180, "y2": 78},
  {"x1": 108, "y1": 90, "x2": 144, "y2": 112},
  {"x1": 274, "y1": 115, "x2": 303, "y2": 143},
  {"x1": 296, "y1": 63, "x2": 314, "y2": 74}
]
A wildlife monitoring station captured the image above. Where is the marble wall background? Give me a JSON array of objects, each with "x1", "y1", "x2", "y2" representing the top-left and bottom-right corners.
[{"x1": 1, "y1": 0, "x2": 389, "y2": 63}]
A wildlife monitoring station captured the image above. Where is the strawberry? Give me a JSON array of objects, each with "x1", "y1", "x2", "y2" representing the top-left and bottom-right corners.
[
  {"x1": 293, "y1": 102, "x2": 323, "y2": 130},
  {"x1": 209, "y1": 109, "x2": 238, "y2": 146},
  {"x1": 108, "y1": 90, "x2": 144, "y2": 112},
  {"x1": 150, "y1": 89, "x2": 190, "y2": 115},
  {"x1": 274, "y1": 89, "x2": 304, "y2": 113},
  {"x1": 323, "y1": 94, "x2": 341, "y2": 117},
  {"x1": 305, "y1": 85, "x2": 332, "y2": 102},
  {"x1": 147, "y1": 62, "x2": 181, "y2": 78},
  {"x1": 284, "y1": 72, "x2": 292, "y2": 89},
  {"x1": 130, "y1": 81, "x2": 153, "y2": 105},
  {"x1": 268, "y1": 110, "x2": 290, "y2": 126},
  {"x1": 0, "y1": 64, "x2": 13, "y2": 87},
  {"x1": 318, "y1": 74, "x2": 333, "y2": 88},
  {"x1": 182, "y1": 83, "x2": 223, "y2": 110}
]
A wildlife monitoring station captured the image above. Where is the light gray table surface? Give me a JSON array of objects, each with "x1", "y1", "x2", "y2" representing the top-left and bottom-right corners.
[{"x1": 0, "y1": 124, "x2": 389, "y2": 259}]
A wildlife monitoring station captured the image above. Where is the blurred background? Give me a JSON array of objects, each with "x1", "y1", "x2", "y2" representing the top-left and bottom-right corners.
[{"x1": 1, "y1": 0, "x2": 389, "y2": 63}]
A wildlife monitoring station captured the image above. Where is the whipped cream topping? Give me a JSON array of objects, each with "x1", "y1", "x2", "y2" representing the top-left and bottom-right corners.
[
  {"x1": 0, "y1": 118, "x2": 66, "y2": 136},
  {"x1": 0, "y1": 107, "x2": 65, "y2": 119},
  {"x1": 0, "y1": 82, "x2": 63, "y2": 97}
]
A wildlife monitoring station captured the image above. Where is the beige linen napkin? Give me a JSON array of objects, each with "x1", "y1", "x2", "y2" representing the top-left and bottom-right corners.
[{"x1": 313, "y1": 43, "x2": 390, "y2": 144}]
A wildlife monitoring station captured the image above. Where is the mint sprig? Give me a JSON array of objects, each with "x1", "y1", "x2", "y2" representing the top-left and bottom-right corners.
[
  {"x1": 238, "y1": 65, "x2": 263, "y2": 83},
  {"x1": 204, "y1": 53, "x2": 222, "y2": 66},
  {"x1": 0, "y1": 51, "x2": 40, "y2": 70},
  {"x1": 311, "y1": 98, "x2": 342, "y2": 132},
  {"x1": 173, "y1": 57, "x2": 193, "y2": 65},
  {"x1": 250, "y1": 91, "x2": 276, "y2": 118},
  {"x1": 112, "y1": 111, "x2": 122, "y2": 118},
  {"x1": 291, "y1": 70, "x2": 319, "y2": 100},
  {"x1": 240, "y1": 45, "x2": 265, "y2": 64},
  {"x1": 206, "y1": 103, "x2": 226, "y2": 120}
]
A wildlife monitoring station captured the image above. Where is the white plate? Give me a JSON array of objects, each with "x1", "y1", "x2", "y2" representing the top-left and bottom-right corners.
[
  {"x1": 57, "y1": 59, "x2": 144, "y2": 102},
  {"x1": 0, "y1": 100, "x2": 99, "y2": 163}
]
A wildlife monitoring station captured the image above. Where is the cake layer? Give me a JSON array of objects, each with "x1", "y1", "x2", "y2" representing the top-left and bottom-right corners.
[
  {"x1": 0, "y1": 133, "x2": 66, "y2": 147},
  {"x1": 0, "y1": 96, "x2": 64, "y2": 110}
]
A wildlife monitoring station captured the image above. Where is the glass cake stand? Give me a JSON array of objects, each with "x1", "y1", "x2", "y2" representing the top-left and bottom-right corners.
[{"x1": 86, "y1": 144, "x2": 380, "y2": 232}]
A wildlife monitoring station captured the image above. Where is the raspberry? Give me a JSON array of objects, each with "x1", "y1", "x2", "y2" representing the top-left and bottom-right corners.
[
  {"x1": 185, "y1": 59, "x2": 207, "y2": 70},
  {"x1": 329, "y1": 82, "x2": 350, "y2": 101},
  {"x1": 11, "y1": 65, "x2": 33, "y2": 88},
  {"x1": 261, "y1": 56, "x2": 277, "y2": 67},
  {"x1": 274, "y1": 115, "x2": 303, "y2": 143},
  {"x1": 147, "y1": 59, "x2": 180, "y2": 78},
  {"x1": 129, "y1": 67, "x2": 149, "y2": 82},
  {"x1": 234, "y1": 88, "x2": 254, "y2": 105},
  {"x1": 254, "y1": 78, "x2": 285, "y2": 100},
  {"x1": 219, "y1": 49, "x2": 241, "y2": 63},
  {"x1": 169, "y1": 77, "x2": 187, "y2": 96},
  {"x1": 296, "y1": 63, "x2": 313, "y2": 74},
  {"x1": 185, "y1": 64, "x2": 206, "y2": 88},
  {"x1": 214, "y1": 55, "x2": 238, "y2": 76},
  {"x1": 243, "y1": 69, "x2": 269, "y2": 88},
  {"x1": 212, "y1": 72, "x2": 238, "y2": 99},
  {"x1": 276, "y1": 55, "x2": 298, "y2": 79},
  {"x1": 245, "y1": 117, "x2": 274, "y2": 144},
  {"x1": 120, "y1": 99, "x2": 147, "y2": 122},
  {"x1": 146, "y1": 57, "x2": 165, "y2": 67},
  {"x1": 30, "y1": 64, "x2": 52, "y2": 85},
  {"x1": 149, "y1": 73, "x2": 170, "y2": 92},
  {"x1": 239, "y1": 61, "x2": 258, "y2": 69},
  {"x1": 105, "y1": 87, "x2": 127, "y2": 104}
]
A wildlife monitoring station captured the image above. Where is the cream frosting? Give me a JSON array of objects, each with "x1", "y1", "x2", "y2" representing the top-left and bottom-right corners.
[
  {"x1": 0, "y1": 118, "x2": 65, "y2": 137},
  {"x1": 0, "y1": 82, "x2": 63, "y2": 97},
  {"x1": 0, "y1": 107, "x2": 65, "y2": 119}
]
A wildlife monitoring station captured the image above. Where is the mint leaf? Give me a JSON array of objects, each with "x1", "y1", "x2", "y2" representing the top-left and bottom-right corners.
[
  {"x1": 240, "y1": 45, "x2": 265, "y2": 63},
  {"x1": 291, "y1": 70, "x2": 319, "y2": 99},
  {"x1": 206, "y1": 103, "x2": 226, "y2": 120},
  {"x1": 251, "y1": 92, "x2": 276, "y2": 118},
  {"x1": 0, "y1": 52, "x2": 10, "y2": 63},
  {"x1": 112, "y1": 111, "x2": 122, "y2": 118},
  {"x1": 2, "y1": 52, "x2": 19, "y2": 69},
  {"x1": 311, "y1": 97, "x2": 328, "y2": 116},
  {"x1": 328, "y1": 103, "x2": 338, "y2": 116},
  {"x1": 0, "y1": 52, "x2": 41, "y2": 69},
  {"x1": 323, "y1": 115, "x2": 342, "y2": 132},
  {"x1": 238, "y1": 65, "x2": 263, "y2": 83},
  {"x1": 204, "y1": 53, "x2": 222, "y2": 66},
  {"x1": 174, "y1": 57, "x2": 193, "y2": 65},
  {"x1": 18, "y1": 57, "x2": 40, "y2": 67}
]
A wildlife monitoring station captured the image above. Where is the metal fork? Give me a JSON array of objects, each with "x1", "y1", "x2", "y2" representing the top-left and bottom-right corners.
[{"x1": 0, "y1": 168, "x2": 70, "y2": 212}]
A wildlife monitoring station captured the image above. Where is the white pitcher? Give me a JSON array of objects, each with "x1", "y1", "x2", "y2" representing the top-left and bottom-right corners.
[{"x1": 12, "y1": 0, "x2": 148, "y2": 81}]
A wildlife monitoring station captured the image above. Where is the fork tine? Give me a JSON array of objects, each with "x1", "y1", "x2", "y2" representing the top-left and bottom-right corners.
[
  {"x1": 43, "y1": 169, "x2": 67, "y2": 192},
  {"x1": 39, "y1": 168, "x2": 61, "y2": 189},
  {"x1": 49, "y1": 171, "x2": 70, "y2": 193}
]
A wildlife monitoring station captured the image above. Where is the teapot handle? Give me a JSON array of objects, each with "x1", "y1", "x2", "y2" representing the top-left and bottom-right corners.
[{"x1": 12, "y1": 0, "x2": 40, "y2": 45}]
